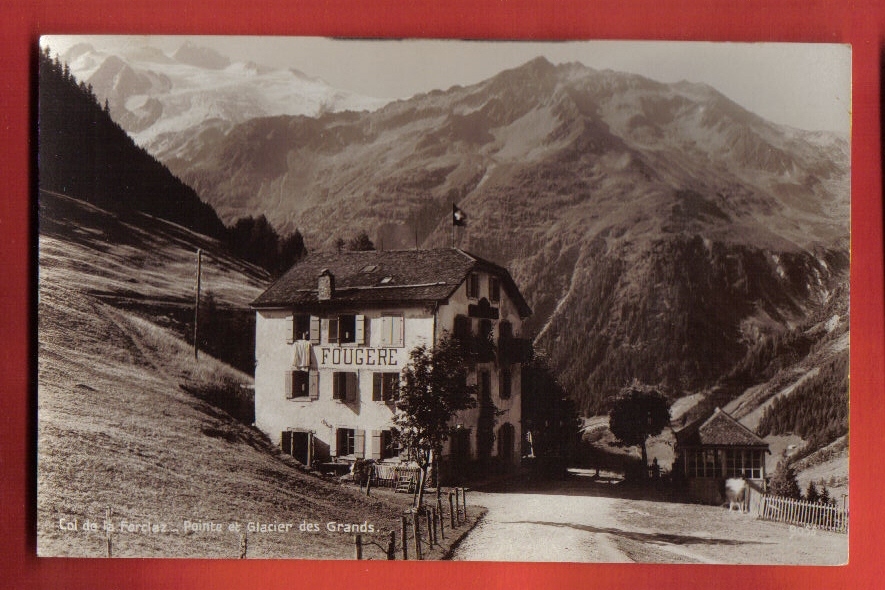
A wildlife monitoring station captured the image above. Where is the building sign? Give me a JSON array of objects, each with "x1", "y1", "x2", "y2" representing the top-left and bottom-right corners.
[{"x1": 318, "y1": 347, "x2": 401, "y2": 368}]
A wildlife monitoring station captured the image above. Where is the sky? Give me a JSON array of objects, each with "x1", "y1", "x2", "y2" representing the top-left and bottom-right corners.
[{"x1": 42, "y1": 36, "x2": 851, "y2": 134}]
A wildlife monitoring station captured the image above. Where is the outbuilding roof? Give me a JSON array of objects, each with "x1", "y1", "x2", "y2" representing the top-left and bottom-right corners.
[
  {"x1": 251, "y1": 248, "x2": 532, "y2": 317},
  {"x1": 675, "y1": 407, "x2": 769, "y2": 448}
]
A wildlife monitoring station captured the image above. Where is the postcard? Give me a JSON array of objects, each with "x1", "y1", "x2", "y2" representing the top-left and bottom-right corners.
[{"x1": 36, "y1": 36, "x2": 850, "y2": 563}]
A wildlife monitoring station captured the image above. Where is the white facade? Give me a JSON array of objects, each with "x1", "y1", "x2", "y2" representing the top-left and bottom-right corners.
[{"x1": 253, "y1": 261, "x2": 527, "y2": 468}]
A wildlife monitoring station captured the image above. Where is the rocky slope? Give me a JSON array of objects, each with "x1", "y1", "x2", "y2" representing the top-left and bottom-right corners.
[{"x1": 121, "y1": 56, "x2": 850, "y2": 413}]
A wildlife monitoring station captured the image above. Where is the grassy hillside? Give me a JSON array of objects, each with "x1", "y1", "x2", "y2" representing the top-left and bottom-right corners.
[{"x1": 37, "y1": 193, "x2": 408, "y2": 558}]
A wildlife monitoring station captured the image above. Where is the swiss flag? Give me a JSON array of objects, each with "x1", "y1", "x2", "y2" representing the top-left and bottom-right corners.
[{"x1": 452, "y1": 204, "x2": 467, "y2": 226}]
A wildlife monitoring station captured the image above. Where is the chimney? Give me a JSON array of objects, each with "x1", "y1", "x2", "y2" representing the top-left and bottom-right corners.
[{"x1": 318, "y1": 269, "x2": 334, "y2": 301}]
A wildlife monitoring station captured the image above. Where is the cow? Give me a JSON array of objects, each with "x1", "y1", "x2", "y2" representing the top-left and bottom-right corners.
[{"x1": 725, "y1": 477, "x2": 748, "y2": 513}]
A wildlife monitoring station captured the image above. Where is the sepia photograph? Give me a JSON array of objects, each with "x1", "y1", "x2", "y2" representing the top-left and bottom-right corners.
[{"x1": 36, "y1": 36, "x2": 850, "y2": 563}]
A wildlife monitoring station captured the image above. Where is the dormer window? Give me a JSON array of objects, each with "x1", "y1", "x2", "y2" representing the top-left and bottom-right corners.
[
  {"x1": 360, "y1": 264, "x2": 378, "y2": 273},
  {"x1": 380, "y1": 276, "x2": 393, "y2": 284}
]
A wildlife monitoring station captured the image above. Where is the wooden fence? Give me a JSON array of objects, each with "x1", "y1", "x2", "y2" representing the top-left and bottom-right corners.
[
  {"x1": 372, "y1": 464, "x2": 421, "y2": 490},
  {"x1": 757, "y1": 494, "x2": 848, "y2": 533}
]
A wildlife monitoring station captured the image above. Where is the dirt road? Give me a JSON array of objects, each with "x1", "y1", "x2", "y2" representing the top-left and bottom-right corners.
[
  {"x1": 450, "y1": 487, "x2": 631, "y2": 562},
  {"x1": 451, "y1": 473, "x2": 848, "y2": 564}
]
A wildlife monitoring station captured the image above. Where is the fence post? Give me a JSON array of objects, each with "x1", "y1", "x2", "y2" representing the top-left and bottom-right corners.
[
  {"x1": 387, "y1": 530, "x2": 396, "y2": 560},
  {"x1": 426, "y1": 510, "x2": 434, "y2": 549},
  {"x1": 454, "y1": 489, "x2": 461, "y2": 525},
  {"x1": 239, "y1": 533, "x2": 247, "y2": 559},
  {"x1": 437, "y1": 498, "x2": 446, "y2": 540},
  {"x1": 354, "y1": 534, "x2": 363, "y2": 560},
  {"x1": 401, "y1": 515, "x2": 409, "y2": 560},
  {"x1": 105, "y1": 506, "x2": 112, "y2": 558},
  {"x1": 432, "y1": 506, "x2": 439, "y2": 545},
  {"x1": 366, "y1": 473, "x2": 372, "y2": 496},
  {"x1": 412, "y1": 510, "x2": 423, "y2": 560},
  {"x1": 449, "y1": 491, "x2": 456, "y2": 529},
  {"x1": 462, "y1": 488, "x2": 468, "y2": 519}
]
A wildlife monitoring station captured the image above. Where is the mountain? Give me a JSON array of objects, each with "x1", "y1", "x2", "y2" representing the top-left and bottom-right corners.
[
  {"x1": 58, "y1": 41, "x2": 390, "y2": 157},
  {"x1": 38, "y1": 47, "x2": 227, "y2": 240},
  {"x1": 152, "y1": 56, "x2": 849, "y2": 414}
]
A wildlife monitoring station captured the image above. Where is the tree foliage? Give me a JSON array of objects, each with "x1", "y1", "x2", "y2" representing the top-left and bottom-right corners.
[
  {"x1": 522, "y1": 352, "x2": 581, "y2": 460},
  {"x1": 805, "y1": 480, "x2": 820, "y2": 503},
  {"x1": 769, "y1": 460, "x2": 802, "y2": 499},
  {"x1": 346, "y1": 230, "x2": 376, "y2": 251},
  {"x1": 225, "y1": 214, "x2": 306, "y2": 277},
  {"x1": 608, "y1": 381, "x2": 671, "y2": 471},
  {"x1": 756, "y1": 353, "x2": 848, "y2": 451},
  {"x1": 393, "y1": 335, "x2": 477, "y2": 507},
  {"x1": 38, "y1": 46, "x2": 227, "y2": 239}
]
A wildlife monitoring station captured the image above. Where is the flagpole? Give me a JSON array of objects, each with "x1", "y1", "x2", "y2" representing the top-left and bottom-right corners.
[{"x1": 451, "y1": 203, "x2": 455, "y2": 249}]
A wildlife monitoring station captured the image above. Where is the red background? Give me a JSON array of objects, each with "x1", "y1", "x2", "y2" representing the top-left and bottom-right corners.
[{"x1": 1, "y1": 0, "x2": 882, "y2": 588}]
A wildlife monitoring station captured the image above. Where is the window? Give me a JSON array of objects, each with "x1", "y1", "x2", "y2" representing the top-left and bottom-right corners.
[
  {"x1": 499, "y1": 367, "x2": 511, "y2": 400},
  {"x1": 380, "y1": 430, "x2": 400, "y2": 459},
  {"x1": 327, "y1": 314, "x2": 364, "y2": 344},
  {"x1": 478, "y1": 369, "x2": 491, "y2": 402},
  {"x1": 466, "y1": 273, "x2": 480, "y2": 299},
  {"x1": 285, "y1": 369, "x2": 318, "y2": 400},
  {"x1": 686, "y1": 449, "x2": 719, "y2": 477},
  {"x1": 336, "y1": 428, "x2": 364, "y2": 457},
  {"x1": 453, "y1": 314, "x2": 472, "y2": 339},
  {"x1": 724, "y1": 449, "x2": 763, "y2": 479},
  {"x1": 332, "y1": 371, "x2": 358, "y2": 402},
  {"x1": 288, "y1": 370, "x2": 309, "y2": 398},
  {"x1": 478, "y1": 318, "x2": 493, "y2": 341},
  {"x1": 293, "y1": 314, "x2": 311, "y2": 341},
  {"x1": 373, "y1": 372, "x2": 399, "y2": 402},
  {"x1": 378, "y1": 315, "x2": 404, "y2": 347},
  {"x1": 286, "y1": 313, "x2": 312, "y2": 343},
  {"x1": 489, "y1": 276, "x2": 501, "y2": 303}
]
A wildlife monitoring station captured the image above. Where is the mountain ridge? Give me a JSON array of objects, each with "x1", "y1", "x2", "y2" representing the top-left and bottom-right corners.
[{"x1": 92, "y1": 54, "x2": 850, "y2": 414}]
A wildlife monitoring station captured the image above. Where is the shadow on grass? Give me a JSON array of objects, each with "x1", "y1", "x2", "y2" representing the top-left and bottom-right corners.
[{"x1": 503, "y1": 520, "x2": 772, "y2": 548}]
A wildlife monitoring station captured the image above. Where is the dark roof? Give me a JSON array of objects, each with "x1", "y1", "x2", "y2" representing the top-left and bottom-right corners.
[
  {"x1": 675, "y1": 408, "x2": 769, "y2": 448},
  {"x1": 251, "y1": 248, "x2": 532, "y2": 317}
]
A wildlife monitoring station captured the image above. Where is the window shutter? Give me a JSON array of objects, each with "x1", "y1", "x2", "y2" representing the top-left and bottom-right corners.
[
  {"x1": 354, "y1": 430, "x2": 365, "y2": 459},
  {"x1": 281, "y1": 431, "x2": 292, "y2": 454},
  {"x1": 285, "y1": 315, "x2": 294, "y2": 344},
  {"x1": 370, "y1": 430, "x2": 382, "y2": 460},
  {"x1": 309, "y1": 315, "x2": 320, "y2": 344},
  {"x1": 393, "y1": 316, "x2": 404, "y2": 347},
  {"x1": 309, "y1": 370, "x2": 319, "y2": 400},
  {"x1": 284, "y1": 370, "x2": 293, "y2": 399},
  {"x1": 346, "y1": 372, "x2": 358, "y2": 402},
  {"x1": 328, "y1": 317, "x2": 339, "y2": 343},
  {"x1": 372, "y1": 372, "x2": 383, "y2": 401},
  {"x1": 355, "y1": 315, "x2": 365, "y2": 345}
]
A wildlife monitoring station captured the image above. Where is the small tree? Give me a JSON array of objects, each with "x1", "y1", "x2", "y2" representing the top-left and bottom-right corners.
[
  {"x1": 608, "y1": 381, "x2": 671, "y2": 476},
  {"x1": 393, "y1": 334, "x2": 477, "y2": 508},
  {"x1": 805, "y1": 480, "x2": 820, "y2": 503},
  {"x1": 347, "y1": 230, "x2": 375, "y2": 251},
  {"x1": 769, "y1": 460, "x2": 802, "y2": 499},
  {"x1": 819, "y1": 483, "x2": 833, "y2": 506}
]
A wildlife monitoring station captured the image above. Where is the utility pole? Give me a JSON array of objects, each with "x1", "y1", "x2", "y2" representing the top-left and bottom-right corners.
[{"x1": 193, "y1": 248, "x2": 202, "y2": 360}]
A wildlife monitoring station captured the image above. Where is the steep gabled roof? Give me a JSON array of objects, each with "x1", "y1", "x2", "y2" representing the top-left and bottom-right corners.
[
  {"x1": 675, "y1": 407, "x2": 768, "y2": 448},
  {"x1": 250, "y1": 248, "x2": 532, "y2": 317}
]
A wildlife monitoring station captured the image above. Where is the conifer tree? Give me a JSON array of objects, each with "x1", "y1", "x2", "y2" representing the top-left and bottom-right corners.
[
  {"x1": 805, "y1": 480, "x2": 819, "y2": 503},
  {"x1": 769, "y1": 460, "x2": 802, "y2": 499}
]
